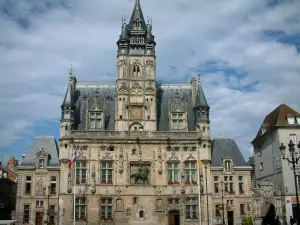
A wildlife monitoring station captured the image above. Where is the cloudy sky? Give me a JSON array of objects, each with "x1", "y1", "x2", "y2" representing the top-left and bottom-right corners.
[{"x1": 0, "y1": 0, "x2": 300, "y2": 163}]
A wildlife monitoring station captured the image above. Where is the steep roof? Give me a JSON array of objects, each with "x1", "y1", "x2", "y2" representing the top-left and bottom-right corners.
[
  {"x1": 246, "y1": 156, "x2": 254, "y2": 166},
  {"x1": 211, "y1": 136, "x2": 246, "y2": 166},
  {"x1": 19, "y1": 135, "x2": 59, "y2": 168},
  {"x1": 252, "y1": 104, "x2": 300, "y2": 142},
  {"x1": 127, "y1": 0, "x2": 147, "y2": 31},
  {"x1": 194, "y1": 80, "x2": 209, "y2": 108}
]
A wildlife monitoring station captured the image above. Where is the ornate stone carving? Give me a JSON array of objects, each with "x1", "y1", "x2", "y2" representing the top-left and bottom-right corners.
[
  {"x1": 130, "y1": 162, "x2": 151, "y2": 185},
  {"x1": 167, "y1": 150, "x2": 178, "y2": 161},
  {"x1": 185, "y1": 152, "x2": 196, "y2": 161},
  {"x1": 118, "y1": 145, "x2": 124, "y2": 174},
  {"x1": 146, "y1": 60, "x2": 154, "y2": 66},
  {"x1": 67, "y1": 169, "x2": 72, "y2": 193},
  {"x1": 36, "y1": 178, "x2": 44, "y2": 192},
  {"x1": 130, "y1": 81, "x2": 143, "y2": 95},
  {"x1": 102, "y1": 151, "x2": 113, "y2": 160},
  {"x1": 91, "y1": 163, "x2": 96, "y2": 194}
]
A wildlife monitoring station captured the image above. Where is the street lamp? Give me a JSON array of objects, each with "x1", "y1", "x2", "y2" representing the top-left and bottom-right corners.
[
  {"x1": 220, "y1": 181, "x2": 226, "y2": 225},
  {"x1": 43, "y1": 185, "x2": 51, "y2": 225},
  {"x1": 279, "y1": 140, "x2": 300, "y2": 225}
]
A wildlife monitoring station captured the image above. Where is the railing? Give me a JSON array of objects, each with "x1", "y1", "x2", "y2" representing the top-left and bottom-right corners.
[{"x1": 70, "y1": 130, "x2": 201, "y2": 139}]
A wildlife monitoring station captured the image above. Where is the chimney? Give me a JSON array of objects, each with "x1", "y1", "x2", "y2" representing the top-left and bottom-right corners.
[
  {"x1": 190, "y1": 77, "x2": 197, "y2": 106},
  {"x1": 7, "y1": 156, "x2": 17, "y2": 172}
]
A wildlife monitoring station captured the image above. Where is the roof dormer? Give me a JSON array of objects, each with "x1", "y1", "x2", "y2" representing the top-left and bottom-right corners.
[
  {"x1": 35, "y1": 148, "x2": 50, "y2": 169},
  {"x1": 222, "y1": 156, "x2": 234, "y2": 173},
  {"x1": 287, "y1": 114, "x2": 296, "y2": 124}
]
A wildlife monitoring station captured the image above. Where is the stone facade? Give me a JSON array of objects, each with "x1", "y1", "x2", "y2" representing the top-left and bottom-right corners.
[{"x1": 16, "y1": 136, "x2": 60, "y2": 225}]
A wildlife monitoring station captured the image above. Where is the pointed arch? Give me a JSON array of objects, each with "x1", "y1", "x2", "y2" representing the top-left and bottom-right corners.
[
  {"x1": 131, "y1": 65, "x2": 141, "y2": 77},
  {"x1": 129, "y1": 122, "x2": 143, "y2": 131},
  {"x1": 119, "y1": 66, "x2": 127, "y2": 79}
]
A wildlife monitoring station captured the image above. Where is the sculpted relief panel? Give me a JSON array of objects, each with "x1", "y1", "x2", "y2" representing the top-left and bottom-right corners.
[{"x1": 130, "y1": 162, "x2": 151, "y2": 185}]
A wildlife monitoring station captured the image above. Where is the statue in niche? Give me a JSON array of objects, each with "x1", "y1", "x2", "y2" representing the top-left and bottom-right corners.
[
  {"x1": 37, "y1": 178, "x2": 44, "y2": 192},
  {"x1": 130, "y1": 166, "x2": 149, "y2": 184},
  {"x1": 200, "y1": 176, "x2": 204, "y2": 194},
  {"x1": 126, "y1": 208, "x2": 131, "y2": 216},
  {"x1": 116, "y1": 199, "x2": 122, "y2": 211}
]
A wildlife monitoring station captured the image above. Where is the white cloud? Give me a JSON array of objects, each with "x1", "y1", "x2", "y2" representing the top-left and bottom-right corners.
[{"x1": 0, "y1": 0, "x2": 300, "y2": 161}]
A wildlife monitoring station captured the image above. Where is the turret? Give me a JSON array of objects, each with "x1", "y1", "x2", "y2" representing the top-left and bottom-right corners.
[
  {"x1": 193, "y1": 73, "x2": 210, "y2": 137},
  {"x1": 60, "y1": 65, "x2": 76, "y2": 137}
]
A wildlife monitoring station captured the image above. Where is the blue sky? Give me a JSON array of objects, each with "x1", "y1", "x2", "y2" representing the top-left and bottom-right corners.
[{"x1": 0, "y1": 0, "x2": 300, "y2": 163}]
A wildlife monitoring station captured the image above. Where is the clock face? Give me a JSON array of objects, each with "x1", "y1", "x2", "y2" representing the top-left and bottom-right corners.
[{"x1": 130, "y1": 107, "x2": 142, "y2": 120}]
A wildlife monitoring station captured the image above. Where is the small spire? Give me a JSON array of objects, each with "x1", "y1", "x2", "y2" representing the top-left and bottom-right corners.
[
  {"x1": 46, "y1": 127, "x2": 48, "y2": 136},
  {"x1": 69, "y1": 64, "x2": 74, "y2": 78},
  {"x1": 197, "y1": 66, "x2": 201, "y2": 82}
]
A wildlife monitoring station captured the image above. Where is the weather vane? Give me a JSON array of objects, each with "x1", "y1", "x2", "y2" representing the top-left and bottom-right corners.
[{"x1": 69, "y1": 64, "x2": 74, "y2": 77}]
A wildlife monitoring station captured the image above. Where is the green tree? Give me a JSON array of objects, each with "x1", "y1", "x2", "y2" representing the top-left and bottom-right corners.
[{"x1": 241, "y1": 216, "x2": 254, "y2": 225}]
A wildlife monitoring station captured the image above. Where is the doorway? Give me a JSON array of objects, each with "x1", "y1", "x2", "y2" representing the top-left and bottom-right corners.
[
  {"x1": 168, "y1": 210, "x2": 180, "y2": 225},
  {"x1": 227, "y1": 211, "x2": 234, "y2": 225},
  {"x1": 36, "y1": 212, "x2": 43, "y2": 225}
]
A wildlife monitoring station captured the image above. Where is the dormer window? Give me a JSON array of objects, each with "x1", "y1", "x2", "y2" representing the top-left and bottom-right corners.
[
  {"x1": 171, "y1": 113, "x2": 186, "y2": 130},
  {"x1": 296, "y1": 116, "x2": 300, "y2": 124},
  {"x1": 225, "y1": 160, "x2": 231, "y2": 170},
  {"x1": 89, "y1": 111, "x2": 103, "y2": 129},
  {"x1": 39, "y1": 159, "x2": 45, "y2": 168},
  {"x1": 287, "y1": 115, "x2": 296, "y2": 124}
]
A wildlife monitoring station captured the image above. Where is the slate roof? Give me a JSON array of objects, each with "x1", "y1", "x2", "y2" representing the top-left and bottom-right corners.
[
  {"x1": 19, "y1": 135, "x2": 59, "y2": 168},
  {"x1": 127, "y1": 0, "x2": 147, "y2": 32},
  {"x1": 195, "y1": 80, "x2": 209, "y2": 108},
  {"x1": 211, "y1": 136, "x2": 246, "y2": 167},
  {"x1": 71, "y1": 81, "x2": 203, "y2": 131},
  {"x1": 252, "y1": 104, "x2": 300, "y2": 142},
  {"x1": 246, "y1": 156, "x2": 254, "y2": 166}
]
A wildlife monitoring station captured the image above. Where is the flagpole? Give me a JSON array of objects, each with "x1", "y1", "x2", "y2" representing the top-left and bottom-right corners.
[
  {"x1": 73, "y1": 160, "x2": 76, "y2": 225},
  {"x1": 197, "y1": 148, "x2": 202, "y2": 225}
]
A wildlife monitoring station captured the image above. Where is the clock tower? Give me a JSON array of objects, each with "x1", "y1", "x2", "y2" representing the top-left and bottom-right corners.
[{"x1": 115, "y1": 0, "x2": 157, "y2": 131}]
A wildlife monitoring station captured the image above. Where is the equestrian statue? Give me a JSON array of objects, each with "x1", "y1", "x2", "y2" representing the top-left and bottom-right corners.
[{"x1": 130, "y1": 166, "x2": 149, "y2": 184}]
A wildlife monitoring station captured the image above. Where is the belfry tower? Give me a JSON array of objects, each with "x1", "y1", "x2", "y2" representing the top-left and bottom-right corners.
[{"x1": 115, "y1": 0, "x2": 157, "y2": 131}]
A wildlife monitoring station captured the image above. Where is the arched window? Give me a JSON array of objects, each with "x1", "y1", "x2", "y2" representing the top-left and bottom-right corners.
[
  {"x1": 135, "y1": 19, "x2": 140, "y2": 27},
  {"x1": 133, "y1": 65, "x2": 140, "y2": 77},
  {"x1": 139, "y1": 210, "x2": 144, "y2": 218}
]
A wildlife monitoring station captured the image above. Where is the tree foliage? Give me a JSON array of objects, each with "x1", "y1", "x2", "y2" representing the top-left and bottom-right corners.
[{"x1": 241, "y1": 216, "x2": 254, "y2": 225}]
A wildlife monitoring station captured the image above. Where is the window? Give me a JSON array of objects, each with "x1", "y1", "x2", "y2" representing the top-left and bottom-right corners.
[
  {"x1": 101, "y1": 162, "x2": 113, "y2": 184},
  {"x1": 168, "y1": 198, "x2": 180, "y2": 205},
  {"x1": 101, "y1": 198, "x2": 113, "y2": 221},
  {"x1": 226, "y1": 200, "x2": 233, "y2": 210},
  {"x1": 290, "y1": 134, "x2": 297, "y2": 145},
  {"x1": 39, "y1": 159, "x2": 45, "y2": 168},
  {"x1": 133, "y1": 197, "x2": 137, "y2": 204},
  {"x1": 168, "y1": 163, "x2": 180, "y2": 184},
  {"x1": 184, "y1": 161, "x2": 197, "y2": 185},
  {"x1": 258, "y1": 148, "x2": 262, "y2": 156},
  {"x1": 225, "y1": 160, "x2": 231, "y2": 170},
  {"x1": 215, "y1": 204, "x2": 221, "y2": 216},
  {"x1": 76, "y1": 162, "x2": 87, "y2": 184},
  {"x1": 287, "y1": 116, "x2": 295, "y2": 124},
  {"x1": 25, "y1": 176, "x2": 31, "y2": 195},
  {"x1": 36, "y1": 201, "x2": 43, "y2": 208},
  {"x1": 139, "y1": 210, "x2": 144, "y2": 218},
  {"x1": 186, "y1": 199, "x2": 197, "y2": 219},
  {"x1": 49, "y1": 205, "x2": 55, "y2": 223},
  {"x1": 297, "y1": 116, "x2": 300, "y2": 124},
  {"x1": 214, "y1": 176, "x2": 219, "y2": 194},
  {"x1": 90, "y1": 112, "x2": 103, "y2": 129},
  {"x1": 296, "y1": 176, "x2": 300, "y2": 190},
  {"x1": 23, "y1": 205, "x2": 30, "y2": 223},
  {"x1": 75, "y1": 198, "x2": 86, "y2": 220},
  {"x1": 171, "y1": 113, "x2": 185, "y2": 130},
  {"x1": 224, "y1": 176, "x2": 234, "y2": 193},
  {"x1": 50, "y1": 176, "x2": 57, "y2": 194},
  {"x1": 133, "y1": 65, "x2": 140, "y2": 76},
  {"x1": 259, "y1": 162, "x2": 263, "y2": 171},
  {"x1": 238, "y1": 176, "x2": 244, "y2": 194},
  {"x1": 240, "y1": 204, "x2": 245, "y2": 215}
]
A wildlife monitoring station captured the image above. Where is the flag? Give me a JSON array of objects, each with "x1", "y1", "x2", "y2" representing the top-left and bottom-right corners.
[
  {"x1": 68, "y1": 151, "x2": 76, "y2": 168},
  {"x1": 197, "y1": 148, "x2": 203, "y2": 168}
]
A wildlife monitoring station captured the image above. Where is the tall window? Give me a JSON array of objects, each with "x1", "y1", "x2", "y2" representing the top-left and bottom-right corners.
[
  {"x1": 238, "y1": 176, "x2": 244, "y2": 194},
  {"x1": 215, "y1": 204, "x2": 221, "y2": 216},
  {"x1": 184, "y1": 161, "x2": 197, "y2": 185},
  {"x1": 171, "y1": 113, "x2": 185, "y2": 130},
  {"x1": 101, "y1": 162, "x2": 113, "y2": 184},
  {"x1": 240, "y1": 204, "x2": 245, "y2": 215},
  {"x1": 290, "y1": 134, "x2": 297, "y2": 145},
  {"x1": 50, "y1": 176, "x2": 57, "y2": 194},
  {"x1": 133, "y1": 65, "x2": 140, "y2": 76},
  {"x1": 224, "y1": 176, "x2": 234, "y2": 193},
  {"x1": 214, "y1": 176, "x2": 219, "y2": 194},
  {"x1": 296, "y1": 176, "x2": 300, "y2": 190},
  {"x1": 49, "y1": 205, "x2": 55, "y2": 223},
  {"x1": 186, "y1": 199, "x2": 197, "y2": 219},
  {"x1": 90, "y1": 112, "x2": 103, "y2": 129},
  {"x1": 101, "y1": 198, "x2": 113, "y2": 221},
  {"x1": 39, "y1": 159, "x2": 45, "y2": 168},
  {"x1": 168, "y1": 198, "x2": 180, "y2": 205},
  {"x1": 75, "y1": 198, "x2": 86, "y2": 220},
  {"x1": 36, "y1": 201, "x2": 43, "y2": 208},
  {"x1": 25, "y1": 176, "x2": 31, "y2": 195},
  {"x1": 225, "y1": 160, "x2": 231, "y2": 170},
  {"x1": 168, "y1": 163, "x2": 179, "y2": 184},
  {"x1": 23, "y1": 205, "x2": 30, "y2": 223},
  {"x1": 76, "y1": 162, "x2": 87, "y2": 184}
]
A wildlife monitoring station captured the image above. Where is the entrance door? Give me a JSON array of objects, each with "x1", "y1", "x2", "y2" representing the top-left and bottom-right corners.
[
  {"x1": 227, "y1": 211, "x2": 234, "y2": 225},
  {"x1": 168, "y1": 210, "x2": 180, "y2": 225},
  {"x1": 36, "y1": 212, "x2": 43, "y2": 225}
]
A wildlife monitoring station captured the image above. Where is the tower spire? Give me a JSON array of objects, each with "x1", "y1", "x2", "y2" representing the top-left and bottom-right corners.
[{"x1": 127, "y1": 0, "x2": 147, "y2": 31}]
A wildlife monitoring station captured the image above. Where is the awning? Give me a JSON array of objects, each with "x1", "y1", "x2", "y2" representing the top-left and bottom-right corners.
[
  {"x1": 260, "y1": 202, "x2": 271, "y2": 217},
  {"x1": 0, "y1": 220, "x2": 18, "y2": 225}
]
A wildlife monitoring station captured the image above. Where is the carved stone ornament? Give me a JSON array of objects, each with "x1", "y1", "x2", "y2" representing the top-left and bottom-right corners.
[
  {"x1": 37, "y1": 178, "x2": 44, "y2": 192},
  {"x1": 117, "y1": 81, "x2": 128, "y2": 95},
  {"x1": 130, "y1": 162, "x2": 151, "y2": 185},
  {"x1": 253, "y1": 179, "x2": 281, "y2": 200},
  {"x1": 119, "y1": 146, "x2": 124, "y2": 174},
  {"x1": 130, "y1": 81, "x2": 143, "y2": 95},
  {"x1": 91, "y1": 163, "x2": 96, "y2": 194},
  {"x1": 102, "y1": 151, "x2": 113, "y2": 160},
  {"x1": 146, "y1": 60, "x2": 154, "y2": 66},
  {"x1": 67, "y1": 170, "x2": 72, "y2": 194},
  {"x1": 167, "y1": 150, "x2": 178, "y2": 161}
]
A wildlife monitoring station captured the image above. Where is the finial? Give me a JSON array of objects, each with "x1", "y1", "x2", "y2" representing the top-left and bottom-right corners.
[
  {"x1": 46, "y1": 127, "x2": 48, "y2": 136},
  {"x1": 147, "y1": 16, "x2": 150, "y2": 25},
  {"x1": 197, "y1": 66, "x2": 201, "y2": 82},
  {"x1": 122, "y1": 15, "x2": 126, "y2": 25},
  {"x1": 136, "y1": 0, "x2": 140, "y2": 3},
  {"x1": 69, "y1": 64, "x2": 74, "y2": 77}
]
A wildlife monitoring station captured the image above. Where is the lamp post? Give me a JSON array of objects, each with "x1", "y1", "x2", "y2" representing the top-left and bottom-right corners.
[
  {"x1": 279, "y1": 140, "x2": 300, "y2": 225},
  {"x1": 43, "y1": 185, "x2": 51, "y2": 225},
  {"x1": 220, "y1": 181, "x2": 226, "y2": 225}
]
